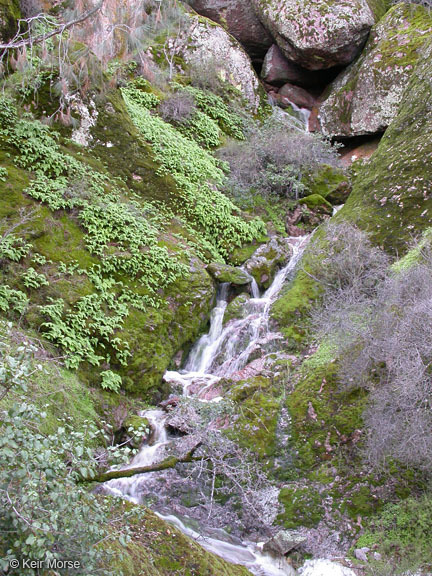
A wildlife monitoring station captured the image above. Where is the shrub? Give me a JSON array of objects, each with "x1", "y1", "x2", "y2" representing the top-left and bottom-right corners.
[
  {"x1": 159, "y1": 91, "x2": 196, "y2": 124},
  {"x1": 310, "y1": 222, "x2": 432, "y2": 473},
  {"x1": 0, "y1": 332, "x2": 129, "y2": 575},
  {"x1": 219, "y1": 111, "x2": 339, "y2": 201}
]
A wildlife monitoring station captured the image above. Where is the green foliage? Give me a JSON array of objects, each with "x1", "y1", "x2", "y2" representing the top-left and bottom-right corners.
[
  {"x1": 181, "y1": 85, "x2": 245, "y2": 140},
  {"x1": 101, "y1": 370, "x2": 122, "y2": 393},
  {"x1": 0, "y1": 284, "x2": 29, "y2": 314},
  {"x1": 40, "y1": 292, "x2": 131, "y2": 370},
  {"x1": 0, "y1": 335, "x2": 130, "y2": 575},
  {"x1": 122, "y1": 84, "x2": 265, "y2": 259},
  {"x1": 0, "y1": 233, "x2": 31, "y2": 262},
  {"x1": 0, "y1": 166, "x2": 7, "y2": 181},
  {"x1": 357, "y1": 493, "x2": 432, "y2": 572},
  {"x1": 22, "y1": 266, "x2": 49, "y2": 289}
]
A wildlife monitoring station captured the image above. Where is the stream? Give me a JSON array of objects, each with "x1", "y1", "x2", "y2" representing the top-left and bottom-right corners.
[{"x1": 103, "y1": 235, "x2": 356, "y2": 576}]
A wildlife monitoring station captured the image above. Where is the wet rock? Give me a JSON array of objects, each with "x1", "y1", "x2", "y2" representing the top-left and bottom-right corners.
[
  {"x1": 207, "y1": 262, "x2": 252, "y2": 286},
  {"x1": 230, "y1": 357, "x2": 266, "y2": 382},
  {"x1": 251, "y1": 0, "x2": 378, "y2": 70},
  {"x1": 320, "y1": 4, "x2": 432, "y2": 138},
  {"x1": 160, "y1": 396, "x2": 181, "y2": 412},
  {"x1": 245, "y1": 237, "x2": 292, "y2": 290},
  {"x1": 263, "y1": 529, "x2": 307, "y2": 556},
  {"x1": 187, "y1": 0, "x2": 273, "y2": 60},
  {"x1": 223, "y1": 293, "x2": 251, "y2": 325},
  {"x1": 166, "y1": 404, "x2": 200, "y2": 434},
  {"x1": 278, "y1": 83, "x2": 317, "y2": 110}
]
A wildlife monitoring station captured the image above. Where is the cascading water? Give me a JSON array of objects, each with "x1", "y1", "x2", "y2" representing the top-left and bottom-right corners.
[{"x1": 103, "y1": 234, "x2": 356, "y2": 576}]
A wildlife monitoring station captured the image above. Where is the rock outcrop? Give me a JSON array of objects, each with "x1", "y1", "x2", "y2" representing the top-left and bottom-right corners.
[
  {"x1": 251, "y1": 0, "x2": 379, "y2": 70},
  {"x1": 187, "y1": 0, "x2": 273, "y2": 60},
  {"x1": 244, "y1": 237, "x2": 292, "y2": 289},
  {"x1": 336, "y1": 36, "x2": 432, "y2": 253},
  {"x1": 179, "y1": 12, "x2": 262, "y2": 110},
  {"x1": 320, "y1": 3, "x2": 432, "y2": 138}
]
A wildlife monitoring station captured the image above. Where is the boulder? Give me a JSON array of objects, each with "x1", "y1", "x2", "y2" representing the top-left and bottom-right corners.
[
  {"x1": 278, "y1": 83, "x2": 317, "y2": 110},
  {"x1": 261, "y1": 44, "x2": 334, "y2": 88},
  {"x1": 335, "y1": 35, "x2": 432, "y2": 253},
  {"x1": 299, "y1": 194, "x2": 333, "y2": 214},
  {"x1": 251, "y1": 0, "x2": 379, "y2": 70},
  {"x1": 178, "y1": 11, "x2": 262, "y2": 110},
  {"x1": 0, "y1": 0, "x2": 20, "y2": 42},
  {"x1": 223, "y1": 293, "x2": 251, "y2": 325},
  {"x1": 320, "y1": 3, "x2": 432, "y2": 138},
  {"x1": 207, "y1": 262, "x2": 252, "y2": 285},
  {"x1": 187, "y1": 0, "x2": 273, "y2": 60},
  {"x1": 245, "y1": 237, "x2": 292, "y2": 290},
  {"x1": 263, "y1": 529, "x2": 307, "y2": 556}
]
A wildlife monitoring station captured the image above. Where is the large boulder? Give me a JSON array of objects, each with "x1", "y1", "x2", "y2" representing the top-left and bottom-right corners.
[
  {"x1": 187, "y1": 0, "x2": 273, "y2": 60},
  {"x1": 0, "y1": 0, "x2": 20, "y2": 42},
  {"x1": 261, "y1": 44, "x2": 331, "y2": 88},
  {"x1": 251, "y1": 0, "x2": 380, "y2": 70},
  {"x1": 178, "y1": 12, "x2": 263, "y2": 110},
  {"x1": 320, "y1": 4, "x2": 432, "y2": 138},
  {"x1": 336, "y1": 36, "x2": 432, "y2": 254}
]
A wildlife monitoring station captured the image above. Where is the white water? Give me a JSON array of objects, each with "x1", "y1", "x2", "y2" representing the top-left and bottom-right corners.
[{"x1": 104, "y1": 234, "x2": 357, "y2": 576}]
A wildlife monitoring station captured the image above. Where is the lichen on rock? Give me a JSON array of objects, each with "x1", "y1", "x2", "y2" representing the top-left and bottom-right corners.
[
  {"x1": 251, "y1": 0, "x2": 378, "y2": 70},
  {"x1": 320, "y1": 3, "x2": 432, "y2": 138}
]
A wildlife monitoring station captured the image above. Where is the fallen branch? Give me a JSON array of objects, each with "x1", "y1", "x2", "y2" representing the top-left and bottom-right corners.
[{"x1": 89, "y1": 442, "x2": 203, "y2": 484}]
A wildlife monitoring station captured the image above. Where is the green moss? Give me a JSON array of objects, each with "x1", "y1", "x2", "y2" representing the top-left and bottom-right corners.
[
  {"x1": 337, "y1": 36, "x2": 432, "y2": 253},
  {"x1": 108, "y1": 501, "x2": 251, "y2": 576},
  {"x1": 0, "y1": 0, "x2": 20, "y2": 41},
  {"x1": 287, "y1": 347, "x2": 367, "y2": 470},
  {"x1": 299, "y1": 194, "x2": 333, "y2": 213},
  {"x1": 277, "y1": 486, "x2": 324, "y2": 529},
  {"x1": 271, "y1": 268, "x2": 320, "y2": 346},
  {"x1": 223, "y1": 293, "x2": 250, "y2": 325},
  {"x1": 303, "y1": 164, "x2": 350, "y2": 204},
  {"x1": 226, "y1": 376, "x2": 280, "y2": 461}
]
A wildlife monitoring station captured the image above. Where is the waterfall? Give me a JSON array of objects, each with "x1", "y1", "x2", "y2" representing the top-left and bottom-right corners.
[{"x1": 103, "y1": 233, "x2": 356, "y2": 576}]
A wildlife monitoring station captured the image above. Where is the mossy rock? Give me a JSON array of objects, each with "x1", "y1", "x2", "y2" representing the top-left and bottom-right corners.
[
  {"x1": 287, "y1": 346, "x2": 367, "y2": 471},
  {"x1": 244, "y1": 237, "x2": 292, "y2": 290},
  {"x1": 303, "y1": 164, "x2": 351, "y2": 205},
  {"x1": 223, "y1": 293, "x2": 251, "y2": 325},
  {"x1": 336, "y1": 36, "x2": 432, "y2": 254},
  {"x1": 271, "y1": 265, "x2": 321, "y2": 348},
  {"x1": 299, "y1": 194, "x2": 333, "y2": 214},
  {"x1": 0, "y1": 0, "x2": 20, "y2": 42},
  {"x1": 277, "y1": 486, "x2": 324, "y2": 529},
  {"x1": 225, "y1": 375, "x2": 280, "y2": 461},
  {"x1": 108, "y1": 500, "x2": 252, "y2": 576},
  {"x1": 321, "y1": 4, "x2": 432, "y2": 137},
  {"x1": 207, "y1": 262, "x2": 251, "y2": 286}
]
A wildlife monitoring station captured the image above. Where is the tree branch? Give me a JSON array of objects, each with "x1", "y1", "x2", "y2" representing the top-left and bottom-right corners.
[
  {"x1": 88, "y1": 442, "x2": 203, "y2": 484},
  {"x1": 0, "y1": 2, "x2": 104, "y2": 52}
]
